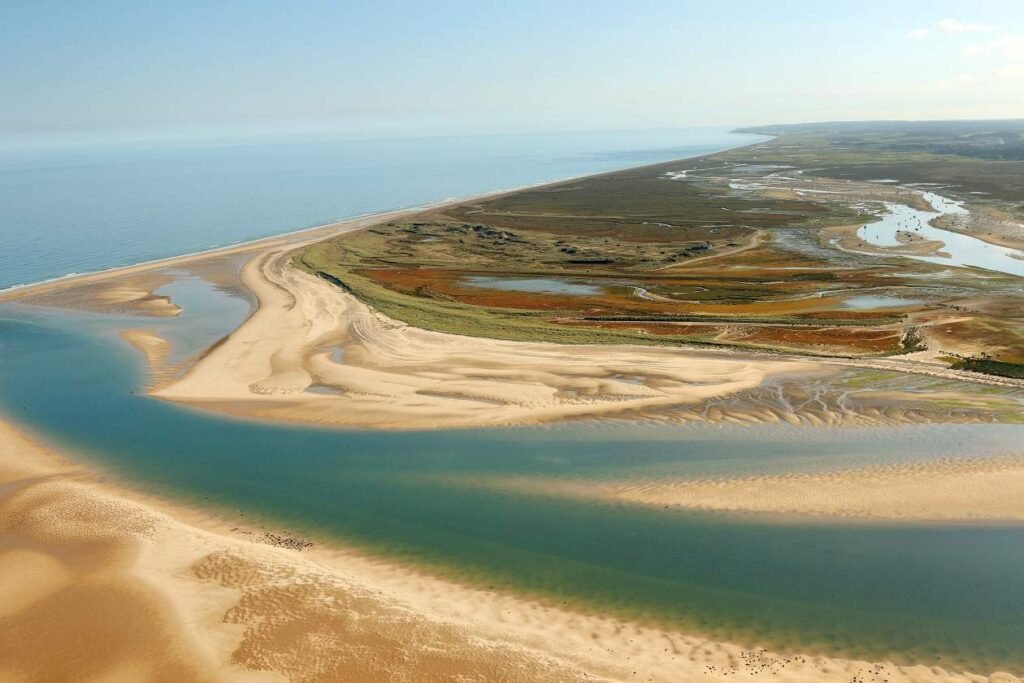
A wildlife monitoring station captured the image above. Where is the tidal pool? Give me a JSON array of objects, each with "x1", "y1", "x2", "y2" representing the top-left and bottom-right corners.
[
  {"x1": 461, "y1": 275, "x2": 604, "y2": 296},
  {"x1": 841, "y1": 295, "x2": 923, "y2": 309},
  {"x1": 148, "y1": 271, "x2": 252, "y2": 365}
]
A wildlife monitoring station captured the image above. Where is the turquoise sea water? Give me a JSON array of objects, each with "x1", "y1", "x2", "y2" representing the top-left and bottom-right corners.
[
  {"x1": 0, "y1": 128, "x2": 758, "y2": 290},
  {"x1": 1, "y1": 286, "x2": 1024, "y2": 672}
]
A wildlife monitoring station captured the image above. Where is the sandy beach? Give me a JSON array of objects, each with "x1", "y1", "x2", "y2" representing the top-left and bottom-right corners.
[
  {"x1": 3, "y1": 414, "x2": 1020, "y2": 682},
  {"x1": 0, "y1": 209, "x2": 415, "y2": 306},
  {"x1": 134, "y1": 240, "x2": 1016, "y2": 430},
  {"x1": 149, "y1": 244, "x2": 819, "y2": 429}
]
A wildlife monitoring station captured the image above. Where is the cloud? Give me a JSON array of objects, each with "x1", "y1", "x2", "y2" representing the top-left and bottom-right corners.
[
  {"x1": 939, "y1": 31, "x2": 1024, "y2": 96},
  {"x1": 919, "y1": 73, "x2": 978, "y2": 92},
  {"x1": 964, "y1": 33, "x2": 1024, "y2": 59},
  {"x1": 909, "y1": 18, "x2": 993, "y2": 39},
  {"x1": 934, "y1": 18, "x2": 992, "y2": 34},
  {"x1": 993, "y1": 62, "x2": 1024, "y2": 80},
  {"x1": 991, "y1": 34, "x2": 1024, "y2": 60}
]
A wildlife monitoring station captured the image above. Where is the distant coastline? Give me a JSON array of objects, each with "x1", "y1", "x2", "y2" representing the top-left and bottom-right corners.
[{"x1": 0, "y1": 128, "x2": 766, "y2": 293}]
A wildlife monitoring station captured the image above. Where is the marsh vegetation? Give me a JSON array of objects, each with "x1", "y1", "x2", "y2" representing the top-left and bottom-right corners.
[{"x1": 299, "y1": 122, "x2": 1024, "y2": 373}]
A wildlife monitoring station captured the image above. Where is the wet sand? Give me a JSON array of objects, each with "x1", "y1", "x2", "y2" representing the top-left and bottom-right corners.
[
  {"x1": 4, "y1": 415, "x2": 1019, "y2": 682},
  {"x1": 821, "y1": 223, "x2": 949, "y2": 259},
  {"x1": 478, "y1": 454, "x2": 1024, "y2": 522}
]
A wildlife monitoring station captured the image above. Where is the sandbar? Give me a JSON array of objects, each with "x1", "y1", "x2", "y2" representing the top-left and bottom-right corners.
[{"x1": 3, "y1": 415, "x2": 1018, "y2": 682}]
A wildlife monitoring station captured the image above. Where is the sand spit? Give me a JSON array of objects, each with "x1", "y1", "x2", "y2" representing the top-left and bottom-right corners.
[
  {"x1": 2, "y1": 416, "x2": 1020, "y2": 683},
  {"x1": 152, "y1": 246, "x2": 819, "y2": 429},
  {"x1": 476, "y1": 454, "x2": 1024, "y2": 523},
  {"x1": 18, "y1": 271, "x2": 185, "y2": 318},
  {"x1": 618, "y1": 455, "x2": 1024, "y2": 521},
  {"x1": 121, "y1": 329, "x2": 171, "y2": 374},
  {"x1": 144, "y1": 243, "x2": 1021, "y2": 430},
  {"x1": 0, "y1": 209, "x2": 419, "y2": 307},
  {"x1": 2, "y1": 151, "x2": 736, "y2": 307}
]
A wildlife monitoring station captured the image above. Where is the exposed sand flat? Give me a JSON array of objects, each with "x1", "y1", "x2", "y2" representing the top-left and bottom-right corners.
[
  {"x1": 2, "y1": 416, "x2": 1018, "y2": 682},
  {"x1": 0, "y1": 418, "x2": 603, "y2": 682},
  {"x1": 821, "y1": 224, "x2": 949, "y2": 259},
  {"x1": 620, "y1": 455, "x2": 1024, "y2": 521},
  {"x1": 481, "y1": 455, "x2": 1024, "y2": 522},
  {"x1": 152, "y1": 245, "x2": 820, "y2": 429},
  {"x1": 0, "y1": 209, "x2": 418, "y2": 306},
  {"x1": 19, "y1": 272, "x2": 184, "y2": 317},
  {"x1": 0, "y1": 420, "x2": 236, "y2": 682},
  {"x1": 121, "y1": 328, "x2": 171, "y2": 377},
  {"x1": 935, "y1": 204, "x2": 1024, "y2": 252}
]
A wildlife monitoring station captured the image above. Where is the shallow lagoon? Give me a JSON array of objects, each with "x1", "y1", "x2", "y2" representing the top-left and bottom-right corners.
[
  {"x1": 857, "y1": 191, "x2": 1024, "y2": 277},
  {"x1": 461, "y1": 275, "x2": 604, "y2": 296},
  {"x1": 841, "y1": 294, "x2": 923, "y2": 309},
  {"x1": 2, "y1": 296, "x2": 1024, "y2": 673}
]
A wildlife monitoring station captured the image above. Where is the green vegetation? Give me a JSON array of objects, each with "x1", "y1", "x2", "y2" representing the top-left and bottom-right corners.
[
  {"x1": 300, "y1": 120, "x2": 1024, "y2": 361},
  {"x1": 736, "y1": 120, "x2": 1024, "y2": 200},
  {"x1": 298, "y1": 243, "x2": 712, "y2": 347},
  {"x1": 949, "y1": 355, "x2": 1024, "y2": 379}
]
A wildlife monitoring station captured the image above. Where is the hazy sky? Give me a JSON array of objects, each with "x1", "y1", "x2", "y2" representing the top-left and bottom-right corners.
[{"x1": 3, "y1": 0, "x2": 1022, "y2": 145}]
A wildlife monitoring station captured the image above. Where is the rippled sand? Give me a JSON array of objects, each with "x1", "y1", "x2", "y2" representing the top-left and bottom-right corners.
[
  {"x1": 4, "y1": 416, "x2": 1019, "y2": 682},
  {"x1": 473, "y1": 454, "x2": 1024, "y2": 522},
  {"x1": 152, "y1": 245, "x2": 818, "y2": 429}
]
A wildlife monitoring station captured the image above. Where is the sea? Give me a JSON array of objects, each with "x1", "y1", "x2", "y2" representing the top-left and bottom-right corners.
[{"x1": 0, "y1": 127, "x2": 759, "y2": 290}]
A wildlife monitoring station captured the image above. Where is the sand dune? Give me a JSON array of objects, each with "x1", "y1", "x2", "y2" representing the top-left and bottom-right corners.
[{"x1": 2, "y1": 416, "x2": 1017, "y2": 682}]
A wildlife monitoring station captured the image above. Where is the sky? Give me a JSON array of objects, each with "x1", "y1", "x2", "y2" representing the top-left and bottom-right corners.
[{"x1": 2, "y1": 0, "x2": 1023, "y2": 146}]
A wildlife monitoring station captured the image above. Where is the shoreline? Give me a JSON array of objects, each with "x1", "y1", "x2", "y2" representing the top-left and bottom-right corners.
[
  {"x1": 3, "y1": 412, "x2": 1020, "y2": 682},
  {"x1": 0, "y1": 134, "x2": 769, "y2": 300}
]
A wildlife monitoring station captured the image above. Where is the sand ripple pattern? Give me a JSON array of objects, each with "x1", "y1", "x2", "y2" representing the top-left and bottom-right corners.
[
  {"x1": 3, "y1": 403, "x2": 1019, "y2": 681},
  {"x1": 155, "y1": 247, "x2": 817, "y2": 429}
]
